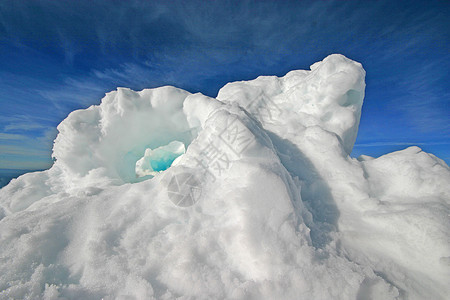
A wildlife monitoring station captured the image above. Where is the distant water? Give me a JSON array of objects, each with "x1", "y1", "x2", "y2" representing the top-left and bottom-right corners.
[{"x1": 0, "y1": 169, "x2": 41, "y2": 189}]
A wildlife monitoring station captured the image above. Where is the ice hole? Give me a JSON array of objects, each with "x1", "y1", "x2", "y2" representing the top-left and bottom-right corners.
[{"x1": 135, "y1": 141, "x2": 186, "y2": 177}]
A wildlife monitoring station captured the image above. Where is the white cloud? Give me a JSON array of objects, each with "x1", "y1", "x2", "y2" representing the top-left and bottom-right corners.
[
  {"x1": 0, "y1": 133, "x2": 25, "y2": 140},
  {"x1": 0, "y1": 127, "x2": 56, "y2": 170}
]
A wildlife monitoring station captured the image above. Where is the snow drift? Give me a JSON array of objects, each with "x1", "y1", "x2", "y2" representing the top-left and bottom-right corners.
[{"x1": 0, "y1": 54, "x2": 449, "y2": 300}]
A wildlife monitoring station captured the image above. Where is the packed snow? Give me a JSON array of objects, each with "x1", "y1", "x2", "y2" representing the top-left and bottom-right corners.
[{"x1": 0, "y1": 54, "x2": 449, "y2": 300}]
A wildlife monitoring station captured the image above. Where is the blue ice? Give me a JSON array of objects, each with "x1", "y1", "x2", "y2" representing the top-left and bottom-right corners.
[{"x1": 136, "y1": 141, "x2": 186, "y2": 177}]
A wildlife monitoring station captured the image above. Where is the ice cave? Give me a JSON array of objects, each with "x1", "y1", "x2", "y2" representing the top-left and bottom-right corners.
[{"x1": 135, "y1": 141, "x2": 186, "y2": 177}]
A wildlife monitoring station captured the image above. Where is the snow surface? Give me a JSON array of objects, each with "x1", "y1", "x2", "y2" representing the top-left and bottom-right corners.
[{"x1": 0, "y1": 54, "x2": 449, "y2": 300}]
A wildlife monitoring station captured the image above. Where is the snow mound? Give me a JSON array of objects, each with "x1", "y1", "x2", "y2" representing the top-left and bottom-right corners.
[{"x1": 0, "y1": 54, "x2": 449, "y2": 300}]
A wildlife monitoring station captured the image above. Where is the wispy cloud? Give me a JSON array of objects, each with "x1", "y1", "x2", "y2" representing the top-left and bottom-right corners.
[
  {"x1": 0, "y1": 125, "x2": 56, "y2": 170},
  {"x1": 1, "y1": 115, "x2": 55, "y2": 132},
  {"x1": 4, "y1": 122, "x2": 47, "y2": 131},
  {"x1": 355, "y1": 141, "x2": 450, "y2": 147},
  {"x1": 0, "y1": 133, "x2": 25, "y2": 140},
  {"x1": 0, "y1": 159, "x2": 52, "y2": 171},
  {"x1": 394, "y1": 62, "x2": 450, "y2": 134},
  {"x1": 0, "y1": 145, "x2": 50, "y2": 156}
]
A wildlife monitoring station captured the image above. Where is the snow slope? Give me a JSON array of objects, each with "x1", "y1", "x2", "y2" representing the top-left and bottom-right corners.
[{"x1": 0, "y1": 54, "x2": 449, "y2": 300}]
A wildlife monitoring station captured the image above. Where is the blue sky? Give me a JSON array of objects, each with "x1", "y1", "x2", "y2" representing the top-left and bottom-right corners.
[{"x1": 0, "y1": 0, "x2": 449, "y2": 173}]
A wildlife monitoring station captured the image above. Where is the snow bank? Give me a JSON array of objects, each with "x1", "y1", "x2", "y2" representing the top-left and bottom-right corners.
[{"x1": 0, "y1": 54, "x2": 449, "y2": 300}]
